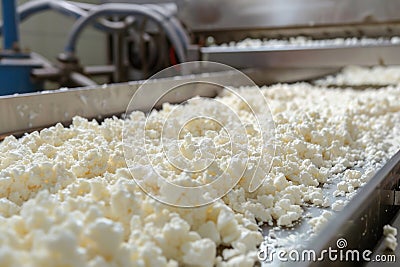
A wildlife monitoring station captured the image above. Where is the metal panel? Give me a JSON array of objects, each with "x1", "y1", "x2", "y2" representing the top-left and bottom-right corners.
[
  {"x1": 0, "y1": 70, "x2": 251, "y2": 138},
  {"x1": 301, "y1": 150, "x2": 400, "y2": 267},
  {"x1": 202, "y1": 43, "x2": 400, "y2": 68},
  {"x1": 366, "y1": 205, "x2": 400, "y2": 267},
  {"x1": 103, "y1": 0, "x2": 400, "y2": 32}
]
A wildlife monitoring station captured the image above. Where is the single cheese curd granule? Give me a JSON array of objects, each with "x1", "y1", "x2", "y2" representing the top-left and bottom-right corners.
[{"x1": 383, "y1": 224, "x2": 398, "y2": 252}]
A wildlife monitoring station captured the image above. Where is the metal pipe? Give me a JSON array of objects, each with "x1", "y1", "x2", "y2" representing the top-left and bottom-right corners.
[
  {"x1": 145, "y1": 4, "x2": 190, "y2": 50},
  {"x1": 65, "y1": 1, "x2": 95, "y2": 11},
  {"x1": 2, "y1": 0, "x2": 19, "y2": 50},
  {"x1": 84, "y1": 65, "x2": 115, "y2": 76},
  {"x1": 63, "y1": 3, "x2": 186, "y2": 62},
  {"x1": 31, "y1": 67, "x2": 61, "y2": 80},
  {"x1": 67, "y1": 1, "x2": 189, "y2": 50},
  {"x1": 19, "y1": 0, "x2": 127, "y2": 32},
  {"x1": 18, "y1": 0, "x2": 85, "y2": 21},
  {"x1": 30, "y1": 52, "x2": 54, "y2": 68},
  {"x1": 0, "y1": 0, "x2": 128, "y2": 34},
  {"x1": 69, "y1": 72, "x2": 97, "y2": 87}
]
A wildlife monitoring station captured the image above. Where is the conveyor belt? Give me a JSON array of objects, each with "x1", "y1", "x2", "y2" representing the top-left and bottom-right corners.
[
  {"x1": 0, "y1": 66, "x2": 348, "y2": 139},
  {"x1": 1, "y1": 70, "x2": 400, "y2": 267},
  {"x1": 0, "y1": 70, "x2": 248, "y2": 139}
]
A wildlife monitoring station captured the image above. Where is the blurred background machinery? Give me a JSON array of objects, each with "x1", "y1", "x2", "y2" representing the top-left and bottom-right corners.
[
  {"x1": 2, "y1": 0, "x2": 400, "y2": 95},
  {"x1": 0, "y1": 0, "x2": 189, "y2": 94}
]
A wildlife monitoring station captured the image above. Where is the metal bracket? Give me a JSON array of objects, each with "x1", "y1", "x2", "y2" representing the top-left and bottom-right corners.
[{"x1": 382, "y1": 189, "x2": 400, "y2": 206}]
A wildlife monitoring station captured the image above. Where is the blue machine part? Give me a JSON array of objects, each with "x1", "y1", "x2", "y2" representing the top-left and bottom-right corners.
[
  {"x1": 0, "y1": 0, "x2": 43, "y2": 95},
  {"x1": 0, "y1": 57, "x2": 43, "y2": 96},
  {"x1": 2, "y1": 0, "x2": 19, "y2": 50}
]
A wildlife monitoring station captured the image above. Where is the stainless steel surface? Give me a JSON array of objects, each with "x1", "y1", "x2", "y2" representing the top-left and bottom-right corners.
[
  {"x1": 0, "y1": 70, "x2": 251, "y2": 139},
  {"x1": 258, "y1": 152, "x2": 400, "y2": 266},
  {"x1": 301, "y1": 151, "x2": 400, "y2": 267},
  {"x1": 84, "y1": 65, "x2": 115, "y2": 76},
  {"x1": 100, "y1": 0, "x2": 400, "y2": 81},
  {"x1": 103, "y1": 0, "x2": 400, "y2": 33},
  {"x1": 382, "y1": 190, "x2": 400, "y2": 206},
  {"x1": 0, "y1": 66, "x2": 340, "y2": 140},
  {"x1": 366, "y1": 209, "x2": 400, "y2": 267},
  {"x1": 194, "y1": 24, "x2": 400, "y2": 44},
  {"x1": 243, "y1": 68, "x2": 339, "y2": 84},
  {"x1": 201, "y1": 43, "x2": 400, "y2": 68}
]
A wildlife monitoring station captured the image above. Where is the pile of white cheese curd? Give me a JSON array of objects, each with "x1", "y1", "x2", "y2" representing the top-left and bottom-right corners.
[
  {"x1": 210, "y1": 36, "x2": 400, "y2": 48},
  {"x1": 315, "y1": 65, "x2": 400, "y2": 86},
  {"x1": 0, "y1": 80, "x2": 399, "y2": 266}
]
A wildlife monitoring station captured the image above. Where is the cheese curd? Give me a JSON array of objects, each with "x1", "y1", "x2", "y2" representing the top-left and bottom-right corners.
[
  {"x1": 383, "y1": 224, "x2": 398, "y2": 252},
  {"x1": 0, "y1": 81, "x2": 399, "y2": 266},
  {"x1": 332, "y1": 200, "x2": 347, "y2": 212},
  {"x1": 383, "y1": 225, "x2": 398, "y2": 237},
  {"x1": 308, "y1": 211, "x2": 333, "y2": 232},
  {"x1": 212, "y1": 36, "x2": 398, "y2": 49},
  {"x1": 315, "y1": 65, "x2": 400, "y2": 86}
]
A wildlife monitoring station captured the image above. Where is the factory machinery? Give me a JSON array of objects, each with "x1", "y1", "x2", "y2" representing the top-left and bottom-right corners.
[
  {"x1": 3, "y1": 0, "x2": 400, "y2": 94},
  {"x1": 1, "y1": 0, "x2": 400, "y2": 266},
  {"x1": 0, "y1": 0, "x2": 191, "y2": 94}
]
